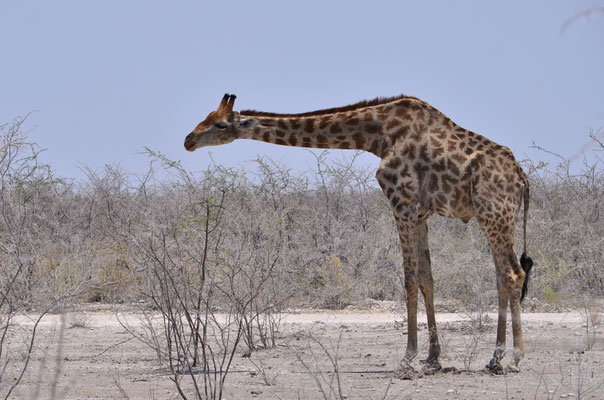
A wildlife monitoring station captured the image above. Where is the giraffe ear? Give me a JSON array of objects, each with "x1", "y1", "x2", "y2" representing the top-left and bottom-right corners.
[{"x1": 238, "y1": 118, "x2": 258, "y2": 130}]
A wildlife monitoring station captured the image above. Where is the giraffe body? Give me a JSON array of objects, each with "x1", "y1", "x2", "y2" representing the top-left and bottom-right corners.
[{"x1": 185, "y1": 93, "x2": 533, "y2": 372}]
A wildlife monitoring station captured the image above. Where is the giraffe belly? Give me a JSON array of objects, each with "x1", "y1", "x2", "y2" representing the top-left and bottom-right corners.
[{"x1": 428, "y1": 190, "x2": 475, "y2": 221}]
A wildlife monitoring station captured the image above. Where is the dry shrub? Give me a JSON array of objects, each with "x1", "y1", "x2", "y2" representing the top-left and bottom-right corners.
[
  {"x1": 0, "y1": 115, "x2": 50, "y2": 397},
  {"x1": 525, "y1": 134, "x2": 604, "y2": 301},
  {"x1": 3, "y1": 114, "x2": 604, "y2": 313}
]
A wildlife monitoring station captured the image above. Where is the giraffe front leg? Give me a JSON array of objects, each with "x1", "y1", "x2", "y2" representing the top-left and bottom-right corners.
[
  {"x1": 417, "y1": 221, "x2": 441, "y2": 371},
  {"x1": 393, "y1": 213, "x2": 420, "y2": 370},
  {"x1": 403, "y1": 270, "x2": 419, "y2": 367}
]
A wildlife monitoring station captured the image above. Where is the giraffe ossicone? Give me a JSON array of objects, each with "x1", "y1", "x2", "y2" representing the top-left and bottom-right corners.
[{"x1": 184, "y1": 93, "x2": 533, "y2": 373}]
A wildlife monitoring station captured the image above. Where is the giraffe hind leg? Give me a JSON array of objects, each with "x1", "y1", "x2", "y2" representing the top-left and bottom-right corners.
[
  {"x1": 507, "y1": 252, "x2": 526, "y2": 372},
  {"x1": 486, "y1": 247, "x2": 526, "y2": 372},
  {"x1": 472, "y1": 172, "x2": 527, "y2": 372},
  {"x1": 486, "y1": 263, "x2": 509, "y2": 372}
]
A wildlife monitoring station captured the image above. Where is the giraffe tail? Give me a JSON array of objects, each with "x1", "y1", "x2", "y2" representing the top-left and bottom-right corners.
[{"x1": 520, "y1": 183, "x2": 533, "y2": 302}]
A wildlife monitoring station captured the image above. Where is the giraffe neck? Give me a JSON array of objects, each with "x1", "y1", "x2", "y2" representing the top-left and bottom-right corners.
[{"x1": 235, "y1": 110, "x2": 389, "y2": 157}]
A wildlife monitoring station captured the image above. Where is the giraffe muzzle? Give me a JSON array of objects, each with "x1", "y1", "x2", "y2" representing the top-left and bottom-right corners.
[{"x1": 184, "y1": 133, "x2": 196, "y2": 151}]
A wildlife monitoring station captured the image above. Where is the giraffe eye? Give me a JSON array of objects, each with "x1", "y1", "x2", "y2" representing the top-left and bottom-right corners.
[{"x1": 214, "y1": 123, "x2": 227, "y2": 129}]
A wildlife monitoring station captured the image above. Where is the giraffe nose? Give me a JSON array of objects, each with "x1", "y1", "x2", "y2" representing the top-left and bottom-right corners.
[{"x1": 184, "y1": 132, "x2": 195, "y2": 150}]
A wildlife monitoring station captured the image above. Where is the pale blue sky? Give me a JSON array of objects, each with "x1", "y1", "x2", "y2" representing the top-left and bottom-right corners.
[{"x1": 1, "y1": 1, "x2": 603, "y2": 179}]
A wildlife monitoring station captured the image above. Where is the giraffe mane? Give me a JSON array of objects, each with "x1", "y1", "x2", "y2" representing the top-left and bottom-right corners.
[{"x1": 240, "y1": 94, "x2": 420, "y2": 118}]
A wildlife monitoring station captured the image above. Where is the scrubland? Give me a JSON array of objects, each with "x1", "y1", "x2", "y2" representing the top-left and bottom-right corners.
[{"x1": 2, "y1": 116, "x2": 603, "y2": 398}]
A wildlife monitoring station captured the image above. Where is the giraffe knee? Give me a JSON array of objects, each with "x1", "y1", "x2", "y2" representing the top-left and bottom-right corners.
[
  {"x1": 418, "y1": 272, "x2": 434, "y2": 292},
  {"x1": 404, "y1": 278, "x2": 419, "y2": 292},
  {"x1": 418, "y1": 248, "x2": 431, "y2": 268}
]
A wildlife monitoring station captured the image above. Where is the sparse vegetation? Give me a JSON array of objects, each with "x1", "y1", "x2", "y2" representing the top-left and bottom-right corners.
[
  {"x1": 2, "y1": 116, "x2": 604, "y2": 397},
  {"x1": 2, "y1": 117, "x2": 603, "y2": 312},
  {"x1": 67, "y1": 313, "x2": 92, "y2": 329}
]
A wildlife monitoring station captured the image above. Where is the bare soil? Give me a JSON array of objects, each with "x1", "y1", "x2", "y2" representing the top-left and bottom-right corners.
[{"x1": 7, "y1": 304, "x2": 604, "y2": 399}]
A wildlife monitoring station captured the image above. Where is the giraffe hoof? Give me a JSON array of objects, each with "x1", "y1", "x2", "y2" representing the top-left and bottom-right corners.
[
  {"x1": 420, "y1": 358, "x2": 442, "y2": 372},
  {"x1": 394, "y1": 362, "x2": 417, "y2": 380},
  {"x1": 505, "y1": 365, "x2": 520, "y2": 373},
  {"x1": 398, "y1": 358, "x2": 416, "y2": 372},
  {"x1": 485, "y1": 361, "x2": 504, "y2": 374}
]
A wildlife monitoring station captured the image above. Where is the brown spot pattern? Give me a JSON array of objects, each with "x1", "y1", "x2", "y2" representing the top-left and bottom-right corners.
[
  {"x1": 330, "y1": 123, "x2": 342, "y2": 133},
  {"x1": 290, "y1": 119, "x2": 301, "y2": 130},
  {"x1": 352, "y1": 133, "x2": 366, "y2": 148},
  {"x1": 304, "y1": 119, "x2": 315, "y2": 133},
  {"x1": 366, "y1": 123, "x2": 382, "y2": 135},
  {"x1": 316, "y1": 135, "x2": 328, "y2": 144}
]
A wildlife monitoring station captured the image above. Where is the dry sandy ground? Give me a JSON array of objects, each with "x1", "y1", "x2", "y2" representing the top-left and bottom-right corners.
[{"x1": 5, "y1": 304, "x2": 604, "y2": 399}]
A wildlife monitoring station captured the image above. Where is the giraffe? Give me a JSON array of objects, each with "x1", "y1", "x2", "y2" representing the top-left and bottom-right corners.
[{"x1": 184, "y1": 93, "x2": 534, "y2": 373}]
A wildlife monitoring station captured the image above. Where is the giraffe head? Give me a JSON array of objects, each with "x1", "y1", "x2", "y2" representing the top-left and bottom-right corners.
[
  {"x1": 184, "y1": 93, "x2": 259, "y2": 151},
  {"x1": 184, "y1": 93, "x2": 236, "y2": 151}
]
